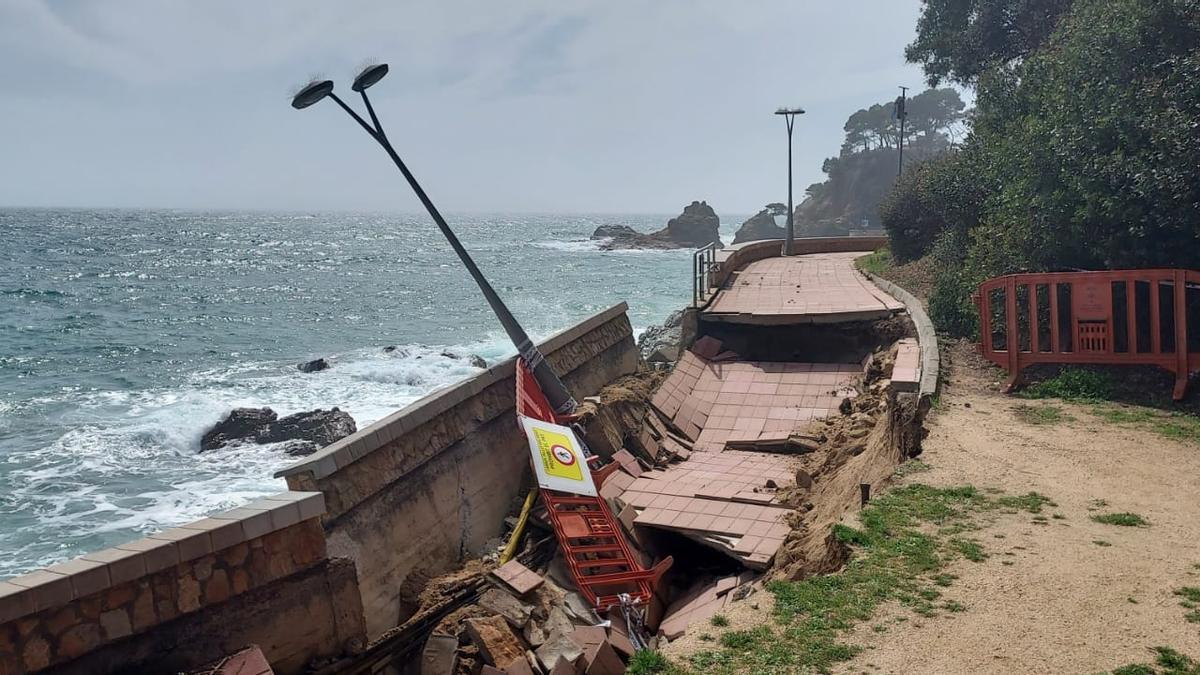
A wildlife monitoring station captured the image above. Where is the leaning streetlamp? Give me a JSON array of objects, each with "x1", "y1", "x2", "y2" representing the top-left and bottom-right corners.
[
  {"x1": 774, "y1": 106, "x2": 805, "y2": 256},
  {"x1": 291, "y1": 65, "x2": 578, "y2": 414}
]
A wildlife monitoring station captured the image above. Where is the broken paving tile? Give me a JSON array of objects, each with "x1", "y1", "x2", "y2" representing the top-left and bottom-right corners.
[
  {"x1": 465, "y1": 615, "x2": 526, "y2": 670},
  {"x1": 420, "y1": 634, "x2": 458, "y2": 675},
  {"x1": 582, "y1": 640, "x2": 625, "y2": 675},
  {"x1": 492, "y1": 560, "x2": 544, "y2": 596},
  {"x1": 479, "y1": 588, "x2": 534, "y2": 628},
  {"x1": 536, "y1": 632, "x2": 585, "y2": 672}
]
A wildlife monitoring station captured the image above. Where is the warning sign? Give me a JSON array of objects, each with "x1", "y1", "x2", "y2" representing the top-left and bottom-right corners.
[{"x1": 520, "y1": 416, "x2": 597, "y2": 496}]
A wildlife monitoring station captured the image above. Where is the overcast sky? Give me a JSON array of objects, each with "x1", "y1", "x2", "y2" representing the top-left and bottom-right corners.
[{"x1": 0, "y1": 1, "x2": 927, "y2": 214}]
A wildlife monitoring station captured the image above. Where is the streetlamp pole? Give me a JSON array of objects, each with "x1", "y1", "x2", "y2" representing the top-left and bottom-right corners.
[
  {"x1": 291, "y1": 67, "x2": 578, "y2": 414},
  {"x1": 774, "y1": 107, "x2": 805, "y2": 256},
  {"x1": 896, "y1": 86, "x2": 909, "y2": 177}
]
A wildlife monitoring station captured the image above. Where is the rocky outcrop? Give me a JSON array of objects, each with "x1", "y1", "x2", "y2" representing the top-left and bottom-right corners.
[
  {"x1": 200, "y1": 406, "x2": 356, "y2": 455},
  {"x1": 591, "y1": 201, "x2": 722, "y2": 250},
  {"x1": 637, "y1": 310, "x2": 684, "y2": 363},
  {"x1": 661, "y1": 200, "x2": 721, "y2": 247},
  {"x1": 732, "y1": 207, "x2": 786, "y2": 244},
  {"x1": 298, "y1": 358, "x2": 329, "y2": 373}
]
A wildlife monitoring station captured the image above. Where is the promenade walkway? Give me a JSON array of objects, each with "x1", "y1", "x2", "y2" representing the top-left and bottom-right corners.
[
  {"x1": 702, "y1": 252, "x2": 903, "y2": 324},
  {"x1": 605, "y1": 246, "x2": 917, "y2": 585}
]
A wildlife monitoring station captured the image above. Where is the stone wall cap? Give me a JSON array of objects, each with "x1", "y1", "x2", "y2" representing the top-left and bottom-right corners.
[
  {"x1": 0, "y1": 490, "x2": 327, "y2": 624},
  {"x1": 274, "y1": 303, "x2": 630, "y2": 481}
]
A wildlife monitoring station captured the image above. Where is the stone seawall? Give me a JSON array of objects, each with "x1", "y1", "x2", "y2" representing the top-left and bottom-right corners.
[
  {"x1": 1, "y1": 304, "x2": 643, "y2": 671},
  {"x1": 0, "y1": 492, "x2": 366, "y2": 675},
  {"x1": 277, "y1": 303, "x2": 640, "y2": 637}
]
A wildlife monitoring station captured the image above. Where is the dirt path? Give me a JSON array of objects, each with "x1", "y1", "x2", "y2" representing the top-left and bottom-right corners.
[{"x1": 834, "y1": 343, "x2": 1200, "y2": 674}]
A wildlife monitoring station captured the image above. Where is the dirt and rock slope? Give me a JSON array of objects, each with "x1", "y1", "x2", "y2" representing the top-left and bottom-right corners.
[{"x1": 830, "y1": 342, "x2": 1200, "y2": 674}]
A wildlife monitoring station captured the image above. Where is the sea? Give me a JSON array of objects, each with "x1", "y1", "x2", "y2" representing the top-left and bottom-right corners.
[{"x1": 0, "y1": 208, "x2": 741, "y2": 578}]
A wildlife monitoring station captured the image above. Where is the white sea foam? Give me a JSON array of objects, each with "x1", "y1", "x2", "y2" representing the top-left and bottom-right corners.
[
  {"x1": 0, "y1": 336, "x2": 516, "y2": 577},
  {"x1": 532, "y1": 238, "x2": 605, "y2": 252}
]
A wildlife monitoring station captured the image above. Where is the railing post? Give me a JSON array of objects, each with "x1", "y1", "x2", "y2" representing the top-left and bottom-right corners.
[
  {"x1": 1049, "y1": 282, "x2": 1061, "y2": 353},
  {"x1": 1151, "y1": 278, "x2": 1162, "y2": 353},
  {"x1": 1174, "y1": 270, "x2": 1188, "y2": 398},
  {"x1": 1126, "y1": 279, "x2": 1137, "y2": 353},
  {"x1": 1029, "y1": 282, "x2": 1039, "y2": 354},
  {"x1": 1005, "y1": 277, "x2": 1020, "y2": 390}
]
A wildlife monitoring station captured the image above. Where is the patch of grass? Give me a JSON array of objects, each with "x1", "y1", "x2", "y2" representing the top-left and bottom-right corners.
[
  {"x1": 996, "y1": 491, "x2": 1054, "y2": 514},
  {"x1": 1129, "y1": 597, "x2": 1139, "y2": 604},
  {"x1": 1092, "y1": 406, "x2": 1200, "y2": 445},
  {"x1": 1052, "y1": 513, "x2": 1066, "y2": 520},
  {"x1": 684, "y1": 484, "x2": 1051, "y2": 674},
  {"x1": 951, "y1": 538, "x2": 988, "y2": 562},
  {"x1": 932, "y1": 573, "x2": 957, "y2": 587},
  {"x1": 627, "y1": 650, "x2": 676, "y2": 675},
  {"x1": 709, "y1": 614, "x2": 729, "y2": 627},
  {"x1": 698, "y1": 633, "x2": 714, "y2": 642},
  {"x1": 1175, "y1": 588, "x2": 1200, "y2": 603},
  {"x1": 943, "y1": 600, "x2": 966, "y2": 613},
  {"x1": 1021, "y1": 367, "x2": 1115, "y2": 401},
  {"x1": 856, "y1": 248, "x2": 893, "y2": 277},
  {"x1": 893, "y1": 460, "x2": 932, "y2": 477},
  {"x1": 1094, "y1": 540, "x2": 1113, "y2": 546},
  {"x1": 1109, "y1": 646, "x2": 1200, "y2": 674},
  {"x1": 1013, "y1": 403, "x2": 1072, "y2": 425},
  {"x1": 1092, "y1": 512, "x2": 1149, "y2": 527}
]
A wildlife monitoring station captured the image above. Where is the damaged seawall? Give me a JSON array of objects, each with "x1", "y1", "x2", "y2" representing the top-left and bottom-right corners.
[{"x1": 0, "y1": 304, "x2": 641, "y2": 674}]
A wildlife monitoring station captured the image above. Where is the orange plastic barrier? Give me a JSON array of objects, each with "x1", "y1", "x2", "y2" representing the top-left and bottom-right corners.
[{"x1": 975, "y1": 270, "x2": 1199, "y2": 400}]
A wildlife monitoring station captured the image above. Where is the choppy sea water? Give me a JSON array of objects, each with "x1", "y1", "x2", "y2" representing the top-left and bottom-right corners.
[{"x1": 0, "y1": 208, "x2": 741, "y2": 577}]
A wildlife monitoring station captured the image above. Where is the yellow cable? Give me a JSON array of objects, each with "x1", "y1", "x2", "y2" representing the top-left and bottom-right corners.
[{"x1": 499, "y1": 488, "x2": 537, "y2": 565}]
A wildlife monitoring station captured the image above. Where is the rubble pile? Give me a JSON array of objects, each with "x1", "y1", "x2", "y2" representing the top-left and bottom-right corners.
[{"x1": 416, "y1": 560, "x2": 644, "y2": 675}]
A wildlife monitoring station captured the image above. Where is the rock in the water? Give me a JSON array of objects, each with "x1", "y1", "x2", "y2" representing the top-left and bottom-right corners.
[
  {"x1": 200, "y1": 407, "x2": 356, "y2": 453},
  {"x1": 469, "y1": 355, "x2": 487, "y2": 369},
  {"x1": 590, "y1": 225, "x2": 680, "y2": 251},
  {"x1": 298, "y1": 358, "x2": 329, "y2": 373},
  {"x1": 258, "y1": 408, "x2": 357, "y2": 448},
  {"x1": 732, "y1": 205, "x2": 787, "y2": 244},
  {"x1": 637, "y1": 310, "x2": 684, "y2": 363},
  {"x1": 279, "y1": 440, "x2": 320, "y2": 457},
  {"x1": 201, "y1": 407, "x2": 277, "y2": 451},
  {"x1": 661, "y1": 200, "x2": 721, "y2": 248},
  {"x1": 590, "y1": 201, "x2": 722, "y2": 250}
]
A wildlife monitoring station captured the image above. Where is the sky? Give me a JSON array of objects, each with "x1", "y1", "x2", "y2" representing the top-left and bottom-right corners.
[{"x1": 0, "y1": 1, "x2": 929, "y2": 215}]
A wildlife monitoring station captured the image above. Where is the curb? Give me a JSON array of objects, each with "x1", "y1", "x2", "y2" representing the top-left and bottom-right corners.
[{"x1": 863, "y1": 272, "x2": 940, "y2": 401}]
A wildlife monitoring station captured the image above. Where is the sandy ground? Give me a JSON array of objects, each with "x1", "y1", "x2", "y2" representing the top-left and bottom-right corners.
[{"x1": 833, "y1": 343, "x2": 1200, "y2": 674}]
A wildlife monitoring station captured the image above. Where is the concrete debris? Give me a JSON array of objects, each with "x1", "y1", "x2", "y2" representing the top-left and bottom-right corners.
[
  {"x1": 563, "y1": 593, "x2": 600, "y2": 625},
  {"x1": 581, "y1": 640, "x2": 625, "y2": 675},
  {"x1": 189, "y1": 645, "x2": 274, "y2": 675},
  {"x1": 420, "y1": 634, "x2": 459, "y2": 675},
  {"x1": 479, "y1": 588, "x2": 534, "y2": 628},
  {"x1": 465, "y1": 615, "x2": 526, "y2": 669},
  {"x1": 535, "y1": 631, "x2": 585, "y2": 672}
]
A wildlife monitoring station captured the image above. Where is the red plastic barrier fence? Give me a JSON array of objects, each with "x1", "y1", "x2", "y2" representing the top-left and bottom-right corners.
[
  {"x1": 974, "y1": 270, "x2": 1200, "y2": 400},
  {"x1": 515, "y1": 359, "x2": 670, "y2": 611}
]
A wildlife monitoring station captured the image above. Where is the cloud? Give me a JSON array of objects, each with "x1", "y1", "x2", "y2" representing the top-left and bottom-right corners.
[{"x1": 0, "y1": 0, "x2": 930, "y2": 213}]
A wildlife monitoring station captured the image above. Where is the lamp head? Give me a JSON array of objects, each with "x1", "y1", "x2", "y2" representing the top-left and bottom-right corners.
[
  {"x1": 774, "y1": 107, "x2": 806, "y2": 116},
  {"x1": 352, "y1": 63, "x2": 389, "y2": 92},
  {"x1": 292, "y1": 80, "x2": 334, "y2": 110}
]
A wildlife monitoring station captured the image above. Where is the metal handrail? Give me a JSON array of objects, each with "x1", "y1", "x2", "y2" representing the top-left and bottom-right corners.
[{"x1": 692, "y1": 243, "x2": 718, "y2": 306}]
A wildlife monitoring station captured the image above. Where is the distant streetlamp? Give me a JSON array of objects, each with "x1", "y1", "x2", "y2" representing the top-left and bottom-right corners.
[
  {"x1": 774, "y1": 107, "x2": 805, "y2": 256},
  {"x1": 895, "y1": 86, "x2": 909, "y2": 176},
  {"x1": 291, "y1": 65, "x2": 578, "y2": 414}
]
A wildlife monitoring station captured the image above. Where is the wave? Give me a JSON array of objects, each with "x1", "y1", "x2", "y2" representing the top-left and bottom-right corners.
[{"x1": 0, "y1": 335, "x2": 517, "y2": 577}]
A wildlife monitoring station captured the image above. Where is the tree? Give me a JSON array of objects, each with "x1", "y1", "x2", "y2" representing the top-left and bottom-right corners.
[
  {"x1": 891, "y1": 0, "x2": 1200, "y2": 337},
  {"x1": 906, "y1": 0, "x2": 1075, "y2": 86}
]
